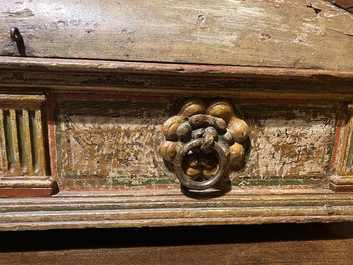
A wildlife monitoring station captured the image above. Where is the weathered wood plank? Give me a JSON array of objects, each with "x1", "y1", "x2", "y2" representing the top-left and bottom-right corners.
[
  {"x1": 1, "y1": 57, "x2": 353, "y2": 101},
  {"x1": 1, "y1": 0, "x2": 353, "y2": 70}
]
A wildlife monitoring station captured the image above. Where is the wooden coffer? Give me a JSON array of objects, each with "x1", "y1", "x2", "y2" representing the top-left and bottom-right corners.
[{"x1": 1, "y1": 0, "x2": 353, "y2": 230}]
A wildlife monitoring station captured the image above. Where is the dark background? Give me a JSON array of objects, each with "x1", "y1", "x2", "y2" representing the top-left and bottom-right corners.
[{"x1": 1, "y1": 222, "x2": 353, "y2": 264}]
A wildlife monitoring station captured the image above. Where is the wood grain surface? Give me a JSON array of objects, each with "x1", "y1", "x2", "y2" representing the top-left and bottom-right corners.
[
  {"x1": 1, "y1": 223, "x2": 353, "y2": 264},
  {"x1": 1, "y1": 57, "x2": 353, "y2": 102},
  {"x1": 1, "y1": 0, "x2": 353, "y2": 70}
]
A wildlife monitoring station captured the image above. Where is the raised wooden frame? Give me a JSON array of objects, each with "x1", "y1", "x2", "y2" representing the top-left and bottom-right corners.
[{"x1": 1, "y1": 57, "x2": 353, "y2": 230}]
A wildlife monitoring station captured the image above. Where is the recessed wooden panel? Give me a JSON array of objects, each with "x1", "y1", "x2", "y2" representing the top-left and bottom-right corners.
[
  {"x1": 54, "y1": 99, "x2": 339, "y2": 190},
  {"x1": 55, "y1": 100, "x2": 174, "y2": 190},
  {"x1": 232, "y1": 103, "x2": 338, "y2": 185}
]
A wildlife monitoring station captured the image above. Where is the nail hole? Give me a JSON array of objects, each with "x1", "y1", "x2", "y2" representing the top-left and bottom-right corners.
[{"x1": 198, "y1": 15, "x2": 205, "y2": 24}]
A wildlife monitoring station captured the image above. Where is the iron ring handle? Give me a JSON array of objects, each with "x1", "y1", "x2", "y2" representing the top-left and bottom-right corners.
[{"x1": 173, "y1": 138, "x2": 227, "y2": 190}]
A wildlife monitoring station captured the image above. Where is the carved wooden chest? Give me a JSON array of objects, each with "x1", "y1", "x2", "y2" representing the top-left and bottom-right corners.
[{"x1": 1, "y1": 0, "x2": 353, "y2": 230}]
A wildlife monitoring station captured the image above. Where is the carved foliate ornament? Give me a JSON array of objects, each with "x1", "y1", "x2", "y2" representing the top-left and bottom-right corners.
[{"x1": 160, "y1": 99, "x2": 249, "y2": 190}]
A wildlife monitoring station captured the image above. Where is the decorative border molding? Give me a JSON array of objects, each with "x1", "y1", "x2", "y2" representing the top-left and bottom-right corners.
[
  {"x1": 329, "y1": 104, "x2": 353, "y2": 192},
  {"x1": 0, "y1": 93, "x2": 57, "y2": 197},
  {"x1": 0, "y1": 190, "x2": 353, "y2": 231},
  {"x1": 1, "y1": 57, "x2": 353, "y2": 100}
]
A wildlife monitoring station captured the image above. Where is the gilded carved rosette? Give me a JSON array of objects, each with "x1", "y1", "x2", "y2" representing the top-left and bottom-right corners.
[{"x1": 160, "y1": 99, "x2": 249, "y2": 190}]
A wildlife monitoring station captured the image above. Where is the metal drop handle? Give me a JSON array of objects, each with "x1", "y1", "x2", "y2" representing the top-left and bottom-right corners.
[{"x1": 173, "y1": 138, "x2": 227, "y2": 190}]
